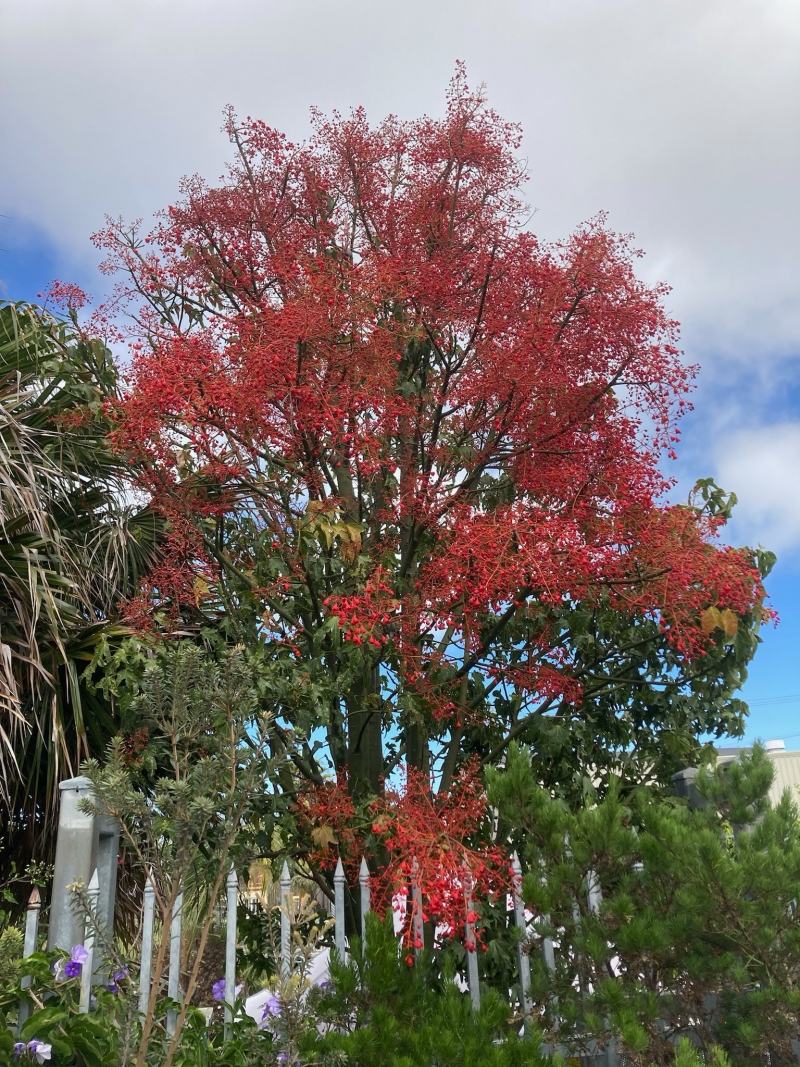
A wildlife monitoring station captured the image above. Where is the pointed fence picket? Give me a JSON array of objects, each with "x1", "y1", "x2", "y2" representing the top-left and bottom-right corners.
[
  {"x1": 138, "y1": 874, "x2": 155, "y2": 1017},
  {"x1": 17, "y1": 887, "x2": 41, "y2": 1033},
  {"x1": 511, "y1": 852, "x2": 532, "y2": 1025},
  {"x1": 358, "y1": 856, "x2": 370, "y2": 944},
  {"x1": 410, "y1": 858, "x2": 424, "y2": 957},
  {"x1": 225, "y1": 865, "x2": 238, "y2": 1038},
  {"x1": 333, "y1": 857, "x2": 346, "y2": 959},
  {"x1": 166, "y1": 886, "x2": 183, "y2": 1036},
  {"x1": 79, "y1": 870, "x2": 100, "y2": 1014},
  {"x1": 463, "y1": 870, "x2": 481, "y2": 1011},
  {"x1": 280, "y1": 861, "x2": 292, "y2": 980}
]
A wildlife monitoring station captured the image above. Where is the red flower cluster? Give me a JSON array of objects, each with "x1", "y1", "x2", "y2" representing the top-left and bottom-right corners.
[
  {"x1": 298, "y1": 762, "x2": 508, "y2": 949},
  {"x1": 42, "y1": 279, "x2": 90, "y2": 312},
  {"x1": 376, "y1": 764, "x2": 509, "y2": 950},
  {"x1": 323, "y1": 571, "x2": 396, "y2": 648}
]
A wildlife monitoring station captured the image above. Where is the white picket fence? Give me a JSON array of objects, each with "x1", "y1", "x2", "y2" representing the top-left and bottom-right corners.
[
  {"x1": 17, "y1": 849, "x2": 552, "y2": 1026},
  {"x1": 18, "y1": 776, "x2": 621, "y2": 1060}
]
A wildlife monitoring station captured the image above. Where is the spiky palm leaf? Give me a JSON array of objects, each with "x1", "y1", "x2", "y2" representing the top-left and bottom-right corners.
[{"x1": 0, "y1": 301, "x2": 161, "y2": 871}]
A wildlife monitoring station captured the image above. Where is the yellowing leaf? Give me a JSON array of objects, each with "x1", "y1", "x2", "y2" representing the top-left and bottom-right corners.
[
  {"x1": 311, "y1": 825, "x2": 338, "y2": 849},
  {"x1": 340, "y1": 540, "x2": 359, "y2": 563},
  {"x1": 720, "y1": 608, "x2": 738, "y2": 638},
  {"x1": 193, "y1": 575, "x2": 210, "y2": 607},
  {"x1": 701, "y1": 606, "x2": 723, "y2": 634}
]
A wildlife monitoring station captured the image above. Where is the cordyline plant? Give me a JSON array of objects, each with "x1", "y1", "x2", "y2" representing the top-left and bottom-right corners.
[
  {"x1": 81, "y1": 643, "x2": 278, "y2": 1067},
  {"x1": 0, "y1": 299, "x2": 161, "y2": 887},
  {"x1": 79, "y1": 68, "x2": 772, "y2": 936}
]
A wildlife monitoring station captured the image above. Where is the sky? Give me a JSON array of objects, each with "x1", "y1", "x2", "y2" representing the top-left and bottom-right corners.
[{"x1": 1, "y1": 0, "x2": 799, "y2": 746}]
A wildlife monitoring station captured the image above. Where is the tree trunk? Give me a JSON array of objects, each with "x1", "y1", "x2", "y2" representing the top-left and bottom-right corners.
[
  {"x1": 405, "y1": 721, "x2": 430, "y2": 776},
  {"x1": 346, "y1": 662, "x2": 384, "y2": 799}
]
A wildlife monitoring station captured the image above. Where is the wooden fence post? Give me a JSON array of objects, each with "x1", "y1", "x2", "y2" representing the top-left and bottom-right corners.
[
  {"x1": 334, "y1": 858, "x2": 346, "y2": 960},
  {"x1": 166, "y1": 885, "x2": 183, "y2": 1036},
  {"x1": 17, "y1": 887, "x2": 41, "y2": 1032},
  {"x1": 78, "y1": 870, "x2": 99, "y2": 1014},
  {"x1": 138, "y1": 873, "x2": 155, "y2": 1017},
  {"x1": 225, "y1": 865, "x2": 238, "y2": 1038}
]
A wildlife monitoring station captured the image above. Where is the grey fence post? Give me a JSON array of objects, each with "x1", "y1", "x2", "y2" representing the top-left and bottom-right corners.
[
  {"x1": 280, "y1": 861, "x2": 291, "y2": 981},
  {"x1": 334, "y1": 858, "x2": 346, "y2": 959},
  {"x1": 511, "y1": 853, "x2": 532, "y2": 1024},
  {"x1": 411, "y1": 859, "x2": 424, "y2": 957},
  {"x1": 359, "y1": 857, "x2": 370, "y2": 946},
  {"x1": 49, "y1": 777, "x2": 96, "y2": 952},
  {"x1": 225, "y1": 866, "x2": 238, "y2": 1037},
  {"x1": 17, "y1": 887, "x2": 41, "y2": 1032},
  {"x1": 464, "y1": 874, "x2": 480, "y2": 1011},
  {"x1": 49, "y1": 777, "x2": 120, "y2": 963},
  {"x1": 166, "y1": 886, "x2": 183, "y2": 1036},
  {"x1": 93, "y1": 814, "x2": 120, "y2": 980},
  {"x1": 671, "y1": 767, "x2": 707, "y2": 810},
  {"x1": 138, "y1": 873, "x2": 155, "y2": 1017},
  {"x1": 78, "y1": 870, "x2": 99, "y2": 1013}
]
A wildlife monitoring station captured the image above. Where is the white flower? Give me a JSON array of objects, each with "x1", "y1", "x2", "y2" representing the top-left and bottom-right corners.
[{"x1": 28, "y1": 1041, "x2": 52, "y2": 1063}]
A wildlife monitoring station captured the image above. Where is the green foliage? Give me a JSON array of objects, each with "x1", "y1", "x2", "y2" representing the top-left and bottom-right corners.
[
  {"x1": 463, "y1": 551, "x2": 774, "y2": 808},
  {"x1": 81, "y1": 642, "x2": 281, "y2": 1067},
  {"x1": 487, "y1": 742, "x2": 800, "y2": 1066},
  {"x1": 0, "y1": 945, "x2": 140, "y2": 1067},
  {"x1": 303, "y1": 912, "x2": 547, "y2": 1067},
  {"x1": 0, "y1": 929, "x2": 23, "y2": 1003},
  {"x1": 0, "y1": 941, "x2": 275, "y2": 1066},
  {"x1": 673, "y1": 1038, "x2": 732, "y2": 1067},
  {"x1": 0, "y1": 300, "x2": 161, "y2": 890}
]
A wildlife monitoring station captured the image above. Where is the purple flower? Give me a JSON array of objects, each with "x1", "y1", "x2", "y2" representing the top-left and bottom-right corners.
[
  {"x1": 71, "y1": 945, "x2": 89, "y2": 965},
  {"x1": 64, "y1": 944, "x2": 89, "y2": 978},
  {"x1": 212, "y1": 977, "x2": 242, "y2": 1002},
  {"x1": 107, "y1": 966, "x2": 129, "y2": 994},
  {"x1": 12, "y1": 1044, "x2": 26, "y2": 1061},
  {"x1": 262, "y1": 994, "x2": 281, "y2": 1019},
  {"x1": 28, "y1": 1041, "x2": 52, "y2": 1063}
]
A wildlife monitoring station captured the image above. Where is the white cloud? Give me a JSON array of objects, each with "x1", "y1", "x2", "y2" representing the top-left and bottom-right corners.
[
  {"x1": 0, "y1": 0, "x2": 798, "y2": 360},
  {"x1": 715, "y1": 424, "x2": 800, "y2": 553}
]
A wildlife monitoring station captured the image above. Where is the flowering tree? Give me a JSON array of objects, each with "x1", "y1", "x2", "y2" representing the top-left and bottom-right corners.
[{"x1": 92, "y1": 70, "x2": 768, "y2": 839}]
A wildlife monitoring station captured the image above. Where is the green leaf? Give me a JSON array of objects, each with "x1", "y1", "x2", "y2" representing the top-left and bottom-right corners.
[{"x1": 19, "y1": 1005, "x2": 69, "y2": 1039}]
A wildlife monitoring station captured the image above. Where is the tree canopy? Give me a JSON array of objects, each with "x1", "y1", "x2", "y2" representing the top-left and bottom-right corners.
[{"x1": 91, "y1": 71, "x2": 769, "y2": 822}]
